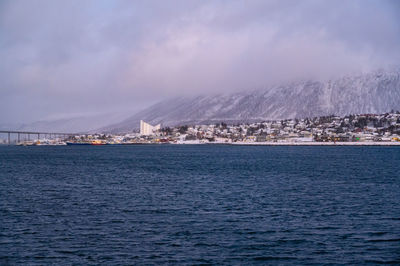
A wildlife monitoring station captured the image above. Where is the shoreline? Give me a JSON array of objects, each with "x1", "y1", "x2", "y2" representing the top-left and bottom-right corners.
[
  {"x1": 228, "y1": 141, "x2": 400, "y2": 146},
  {"x1": 2, "y1": 141, "x2": 400, "y2": 146}
]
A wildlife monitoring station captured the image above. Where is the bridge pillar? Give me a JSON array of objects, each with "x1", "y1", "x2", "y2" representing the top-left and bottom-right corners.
[
  {"x1": 8, "y1": 132, "x2": 10, "y2": 145},
  {"x1": 18, "y1": 133, "x2": 20, "y2": 143}
]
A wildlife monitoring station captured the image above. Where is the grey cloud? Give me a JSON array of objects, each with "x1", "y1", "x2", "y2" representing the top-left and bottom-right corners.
[{"x1": 0, "y1": 0, "x2": 399, "y2": 124}]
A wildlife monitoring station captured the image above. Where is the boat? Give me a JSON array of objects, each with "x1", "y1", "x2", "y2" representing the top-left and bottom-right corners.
[
  {"x1": 66, "y1": 140, "x2": 106, "y2": 145},
  {"x1": 66, "y1": 141, "x2": 91, "y2": 145},
  {"x1": 90, "y1": 140, "x2": 106, "y2": 145}
]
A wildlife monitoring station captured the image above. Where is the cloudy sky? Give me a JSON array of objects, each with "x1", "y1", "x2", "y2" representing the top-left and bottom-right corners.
[{"x1": 0, "y1": 0, "x2": 399, "y2": 124}]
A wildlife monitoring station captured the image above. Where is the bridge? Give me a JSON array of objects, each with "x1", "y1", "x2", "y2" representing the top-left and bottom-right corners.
[{"x1": 0, "y1": 130, "x2": 77, "y2": 145}]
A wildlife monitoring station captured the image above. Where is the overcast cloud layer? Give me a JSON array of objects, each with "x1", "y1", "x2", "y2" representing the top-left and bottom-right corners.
[{"x1": 1, "y1": 0, "x2": 399, "y2": 124}]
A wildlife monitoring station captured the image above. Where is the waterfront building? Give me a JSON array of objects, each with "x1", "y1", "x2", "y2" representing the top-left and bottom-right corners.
[{"x1": 140, "y1": 120, "x2": 161, "y2": 136}]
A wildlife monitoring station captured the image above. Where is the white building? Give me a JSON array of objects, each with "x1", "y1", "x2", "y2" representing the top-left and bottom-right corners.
[{"x1": 140, "y1": 120, "x2": 161, "y2": 135}]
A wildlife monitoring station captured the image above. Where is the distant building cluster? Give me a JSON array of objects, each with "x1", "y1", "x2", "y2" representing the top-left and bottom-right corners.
[
  {"x1": 156, "y1": 112, "x2": 400, "y2": 144},
  {"x1": 67, "y1": 112, "x2": 400, "y2": 145},
  {"x1": 3, "y1": 112, "x2": 400, "y2": 145}
]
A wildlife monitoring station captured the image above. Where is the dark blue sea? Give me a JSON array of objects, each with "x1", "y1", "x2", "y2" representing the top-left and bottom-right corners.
[{"x1": 1, "y1": 145, "x2": 399, "y2": 265}]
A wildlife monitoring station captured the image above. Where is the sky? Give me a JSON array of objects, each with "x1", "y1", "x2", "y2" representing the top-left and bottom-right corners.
[{"x1": 0, "y1": 0, "x2": 399, "y2": 124}]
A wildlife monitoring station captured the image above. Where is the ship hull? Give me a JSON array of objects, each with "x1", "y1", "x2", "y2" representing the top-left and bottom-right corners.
[{"x1": 66, "y1": 142, "x2": 92, "y2": 145}]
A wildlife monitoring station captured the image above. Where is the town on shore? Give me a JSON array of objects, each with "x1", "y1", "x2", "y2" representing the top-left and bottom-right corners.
[{"x1": 3, "y1": 112, "x2": 400, "y2": 146}]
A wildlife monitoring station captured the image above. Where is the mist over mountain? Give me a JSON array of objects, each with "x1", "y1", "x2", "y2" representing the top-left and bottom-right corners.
[
  {"x1": 2, "y1": 69, "x2": 399, "y2": 134},
  {"x1": 1, "y1": 1, "x2": 400, "y2": 125},
  {"x1": 100, "y1": 69, "x2": 400, "y2": 133},
  {"x1": 0, "y1": 112, "x2": 131, "y2": 134}
]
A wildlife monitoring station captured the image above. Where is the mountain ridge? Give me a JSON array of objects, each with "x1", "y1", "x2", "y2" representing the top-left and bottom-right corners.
[{"x1": 99, "y1": 69, "x2": 400, "y2": 133}]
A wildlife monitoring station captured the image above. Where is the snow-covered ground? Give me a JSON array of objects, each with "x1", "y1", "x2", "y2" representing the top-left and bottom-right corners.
[
  {"x1": 231, "y1": 141, "x2": 400, "y2": 146},
  {"x1": 173, "y1": 141, "x2": 400, "y2": 145}
]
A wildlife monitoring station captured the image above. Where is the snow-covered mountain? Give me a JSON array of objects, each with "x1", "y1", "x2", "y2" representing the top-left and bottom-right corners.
[{"x1": 101, "y1": 69, "x2": 400, "y2": 133}]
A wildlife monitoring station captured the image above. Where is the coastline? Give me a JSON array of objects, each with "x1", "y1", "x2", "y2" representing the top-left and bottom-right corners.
[
  {"x1": 2, "y1": 141, "x2": 400, "y2": 146},
  {"x1": 229, "y1": 141, "x2": 400, "y2": 146},
  {"x1": 175, "y1": 140, "x2": 400, "y2": 146}
]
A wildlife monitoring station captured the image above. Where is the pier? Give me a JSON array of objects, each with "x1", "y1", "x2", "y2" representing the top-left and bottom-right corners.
[{"x1": 0, "y1": 130, "x2": 77, "y2": 145}]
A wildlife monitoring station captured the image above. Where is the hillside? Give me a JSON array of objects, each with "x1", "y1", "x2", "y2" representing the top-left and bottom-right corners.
[{"x1": 101, "y1": 69, "x2": 400, "y2": 133}]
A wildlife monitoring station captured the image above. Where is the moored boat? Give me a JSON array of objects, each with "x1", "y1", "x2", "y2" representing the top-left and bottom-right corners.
[{"x1": 66, "y1": 141, "x2": 91, "y2": 145}]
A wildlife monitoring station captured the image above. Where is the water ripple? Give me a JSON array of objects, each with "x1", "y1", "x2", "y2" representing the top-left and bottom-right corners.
[{"x1": 0, "y1": 145, "x2": 399, "y2": 264}]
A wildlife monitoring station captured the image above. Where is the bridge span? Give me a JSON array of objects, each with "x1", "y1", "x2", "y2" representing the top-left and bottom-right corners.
[{"x1": 0, "y1": 130, "x2": 77, "y2": 145}]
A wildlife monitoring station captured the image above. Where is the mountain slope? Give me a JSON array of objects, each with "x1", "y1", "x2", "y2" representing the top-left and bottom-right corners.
[
  {"x1": 101, "y1": 70, "x2": 400, "y2": 133},
  {"x1": 0, "y1": 112, "x2": 131, "y2": 133}
]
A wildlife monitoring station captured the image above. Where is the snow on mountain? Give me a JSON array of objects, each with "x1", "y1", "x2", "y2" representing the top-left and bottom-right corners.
[{"x1": 101, "y1": 69, "x2": 400, "y2": 133}]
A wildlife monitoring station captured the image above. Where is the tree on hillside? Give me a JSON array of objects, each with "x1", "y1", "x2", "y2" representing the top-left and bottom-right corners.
[{"x1": 178, "y1": 125, "x2": 188, "y2": 134}]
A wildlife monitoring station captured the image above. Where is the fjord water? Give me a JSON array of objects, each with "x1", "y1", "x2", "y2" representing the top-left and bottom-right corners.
[{"x1": 1, "y1": 145, "x2": 399, "y2": 264}]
